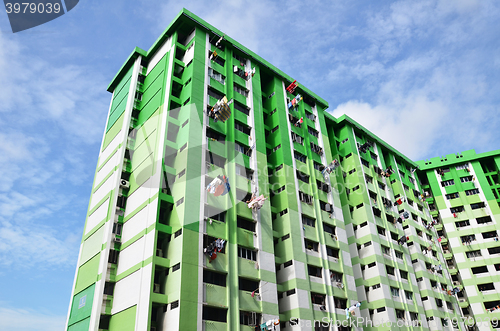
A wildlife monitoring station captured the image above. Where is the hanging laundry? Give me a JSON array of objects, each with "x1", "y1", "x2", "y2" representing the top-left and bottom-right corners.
[
  {"x1": 206, "y1": 176, "x2": 223, "y2": 193},
  {"x1": 215, "y1": 35, "x2": 224, "y2": 47},
  {"x1": 286, "y1": 80, "x2": 298, "y2": 93},
  {"x1": 345, "y1": 302, "x2": 361, "y2": 317},
  {"x1": 247, "y1": 194, "x2": 267, "y2": 210},
  {"x1": 209, "y1": 50, "x2": 217, "y2": 61},
  {"x1": 294, "y1": 117, "x2": 303, "y2": 127},
  {"x1": 220, "y1": 176, "x2": 230, "y2": 196},
  {"x1": 210, "y1": 96, "x2": 232, "y2": 123},
  {"x1": 398, "y1": 236, "x2": 409, "y2": 245},
  {"x1": 321, "y1": 159, "x2": 340, "y2": 179},
  {"x1": 403, "y1": 211, "x2": 410, "y2": 219},
  {"x1": 204, "y1": 238, "x2": 226, "y2": 263}
]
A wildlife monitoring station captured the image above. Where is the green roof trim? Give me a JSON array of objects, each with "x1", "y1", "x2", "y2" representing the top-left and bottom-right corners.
[
  {"x1": 107, "y1": 8, "x2": 329, "y2": 108},
  {"x1": 329, "y1": 113, "x2": 419, "y2": 167},
  {"x1": 417, "y1": 148, "x2": 500, "y2": 170},
  {"x1": 107, "y1": 47, "x2": 147, "y2": 93}
]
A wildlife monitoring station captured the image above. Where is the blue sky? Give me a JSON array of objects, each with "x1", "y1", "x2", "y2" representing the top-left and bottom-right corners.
[{"x1": 0, "y1": 0, "x2": 499, "y2": 329}]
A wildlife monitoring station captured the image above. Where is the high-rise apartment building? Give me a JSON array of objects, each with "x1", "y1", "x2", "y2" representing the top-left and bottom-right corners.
[
  {"x1": 65, "y1": 8, "x2": 498, "y2": 331},
  {"x1": 416, "y1": 151, "x2": 500, "y2": 331}
]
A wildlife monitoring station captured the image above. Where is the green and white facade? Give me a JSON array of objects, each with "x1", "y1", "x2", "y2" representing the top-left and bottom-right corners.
[
  {"x1": 66, "y1": 8, "x2": 497, "y2": 331},
  {"x1": 417, "y1": 150, "x2": 500, "y2": 331}
]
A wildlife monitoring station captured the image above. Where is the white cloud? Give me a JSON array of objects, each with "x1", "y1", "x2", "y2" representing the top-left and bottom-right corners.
[
  {"x1": 331, "y1": 95, "x2": 449, "y2": 159},
  {"x1": 0, "y1": 217, "x2": 79, "y2": 269},
  {"x1": 0, "y1": 306, "x2": 66, "y2": 331}
]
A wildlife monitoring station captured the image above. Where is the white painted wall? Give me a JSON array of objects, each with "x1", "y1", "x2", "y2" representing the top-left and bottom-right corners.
[
  {"x1": 98, "y1": 132, "x2": 122, "y2": 168},
  {"x1": 85, "y1": 198, "x2": 109, "y2": 235},
  {"x1": 95, "y1": 151, "x2": 119, "y2": 186},
  {"x1": 90, "y1": 174, "x2": 116, "y2": 211}
]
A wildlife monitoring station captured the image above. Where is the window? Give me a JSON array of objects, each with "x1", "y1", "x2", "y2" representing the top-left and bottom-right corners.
[
  {"x1": 235, "y1": 164, "x2": 253, "y2": 180},
  {"x1": 208, "y1": 67, "x2": 225, "y2": 85},
  {"x1": 238, "y1": 247, "x2": 257, "y2": 261},
  {"x1": 235, "y1": 142, "x2": 247, "y2": 154},
  {"x1": 108, "y1": 249, "x2": 119, "y2": 264},
  {"x1": 299, "y1": 191, "x2": 313, "y2": 205},
  {"x1": 478, "y1": 283, "x2": 495, "y2": 292},
  {"x1": 488, "y1": 247, "x2": 500, "y2": 255},
  {"x1": 308, "y1": 127, "x2": 319, "y2": 138},
  {"x1": 400, "y1": 270, "x2": 408, "y2": 280},
  {"x1": 326, "y1": 246, "x2": 339, "y2": 258},
  {"x1": 471, "y1": 202, "x2": 486, "y2": 210},
  {"x1": 460, "y1": 176, "x2": 473, "y2": 183},
  {"x1": 308, "y1": 265, "x2": 322, "y2": 278},
  {"x1": 483, "y1": 231, "x2": 498, "y2": 239},
  {"x1": 104, "y1": 282, "x2": 115, "y2": 295},
  {"x1": 378, "y1": 182, "x2": 385, "y2": 190},
  {"x1": 477, "y1": 216, "x2": 493, "y2": 224},
  {"x1": 311, "y1": 292, "x2": 326, "y2": 305},
  {"x1": 323, "y1": 224, "x2": 335, "y2": 235},
  {"x1": 237, "y1": 217, "x2": 256, "y2": 232},
  {"x1": 291, "y1": 131, "x2": 303, "y2": 144},
  {"x1": 370, "y1": 152, "x2": 377, "y2": 160},
  {"x1": 302, "y1": 215, "x2": 315, "y2": 227},
  {"x1": 472, "y1": 266, "x2": 488, "y2": 274},
  {"x1": 207, "y1": 87, "x2": 224, "y2": 101},
  {"x1": 450, "y1": 206, "x2": 465, "y2": 213},
  {"x1": 391, "y1": 287, "x2": 399, "y2": 297},
  {"x1": 377, "y1": 226, "x2": 386, "y2": 236},
  {"x1": 365, "y1": 174, "x2": 373, "y2": 183},
  {"x1": 441, "y1": 179, "x2": 455, "y2": 187},
  {"x1": 203, "y1": 306, "x2": 227, "y2": 323},
  {"x1": 240, "y1": 311, "x2": 260, "y2": 326},
  {"x1": 456, "y1": 164, "x2": 468, "y2": 170},
  {"x1": 386, "y1": 266, "x2": 395, "y2": 275},
  {"x1": 317, "y1": 180, "x2": 330, "y2": 193},
  {"x1": 305, "y1": 112, "x2": 316, "y2": 121},
  {"x1": 466, "y1": 188, "x2": 480, "y2": 196},
  {"x1": 382, "y1": 245, "x2": 390, "y2": 255},
  {"x1": 446, "y1": 192, "x2": 460, "y2": 200},
  {"x1": 436, "y1": 298, "x2": 443, "y2": 308},
  {"x1": 233, "y1": 84, "x2": 248, "y2": 97},
  {"x1": 395, "y1": 309, "x2": 405, "y2": 320},
  {"x1": 233, "y1": 53, "x2": 247, "y2": 63},
  {"x1": 203, "y1": 270, "x2": 226, "y2": 287},
  {"x1": 305, "y1": 239, "x2": 319, "y2": 252},
  {"x1": 294, "y1": 151, "x2": 307, "y2": 163},
  {"x1": 239, "y1": 277, "x2": 259, "y2": 292},
  {"x1": 455, "y1": 220, "x2": 470, "y2": 228},
  {"x1": 296, "y1": 170, "x2": 309, "y2": 183},
  {"x1": 233, "y1": 101, "x2": 249, "y2": 115},
  {"x1": 313, "y1": 162, "x2": 323, "y2": 171},
  {"x1": 235, "y1": 122, "x2": 251, "y2": 135},
  {"x1": 361, "y1": 158, "x2": 369, "y2": 167},
  {"x1": 310, "y1": 142, "x2": 323, "y2": 155}
]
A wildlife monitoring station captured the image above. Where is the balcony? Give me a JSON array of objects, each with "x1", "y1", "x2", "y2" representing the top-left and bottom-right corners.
[
  {"x1": 203, "y1": 283, "x2": 227, "y2": 307},
  {"x1": 203, "y1": 320, "x2": 227, "y2": 331},
  {"x1": 239, "y1": 290, "x2": 262, "y2": 312}
]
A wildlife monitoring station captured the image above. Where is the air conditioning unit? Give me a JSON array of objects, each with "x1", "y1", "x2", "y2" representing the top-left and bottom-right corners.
[
  {"x1": 114, "y1": 236, "x2": 121, "y2": 243},
  {"x1": 154, "y1": 284, "x2": 160, "y2": 293},
  {"x1": 120, "y1": 179, "x2": 130, "y2": 189}
]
